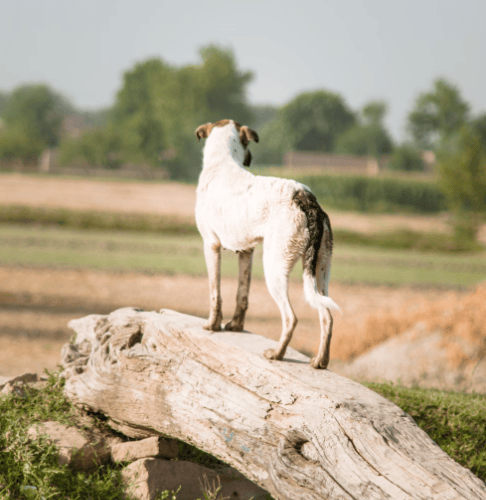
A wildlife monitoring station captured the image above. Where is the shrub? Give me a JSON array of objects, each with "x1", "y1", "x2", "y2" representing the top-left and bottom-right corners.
[{"x1": 296, "y1": 173, "x2": 446, "y2": 213}]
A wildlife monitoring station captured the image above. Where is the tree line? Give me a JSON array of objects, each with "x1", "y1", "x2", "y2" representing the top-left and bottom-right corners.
[{"x1": 0, "y1": 45, "x2": 485, "y2": 240}]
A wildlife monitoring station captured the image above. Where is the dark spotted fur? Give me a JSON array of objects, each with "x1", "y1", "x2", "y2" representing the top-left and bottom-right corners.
[{"x1": 292, "y1": 189, "x2": 333, "y2": 277}]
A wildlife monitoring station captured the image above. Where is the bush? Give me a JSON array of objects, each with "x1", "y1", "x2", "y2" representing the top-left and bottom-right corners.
[
  {"x1": 296, "y1": 173, "x2": 446, "y2": 213},
  {"x1": 387, "y1": 144, "x2": 425, "y2": 172}
]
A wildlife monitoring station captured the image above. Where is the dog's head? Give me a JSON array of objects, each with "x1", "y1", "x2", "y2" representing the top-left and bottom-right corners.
[{"x1": 195, "y1": 120, "x2": 259, "y2": 167}]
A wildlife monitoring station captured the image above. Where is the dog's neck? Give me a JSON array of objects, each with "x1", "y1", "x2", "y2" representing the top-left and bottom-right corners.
[{"x1": 202, "y1": 125, "x2": 246, "y2": 170}]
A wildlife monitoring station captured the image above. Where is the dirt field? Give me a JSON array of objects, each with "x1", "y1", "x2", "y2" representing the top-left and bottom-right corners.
[{"x1": 0, "y1": 266, "x2": 460, "y2": 378}]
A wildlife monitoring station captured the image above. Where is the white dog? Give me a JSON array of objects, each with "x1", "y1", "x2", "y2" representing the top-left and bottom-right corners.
[{"x1": 195, "y1": 119, "x2": 340, "y2": 369}]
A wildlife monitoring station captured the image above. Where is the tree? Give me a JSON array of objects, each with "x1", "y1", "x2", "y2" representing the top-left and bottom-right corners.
[
  {"x1": 0, "y1": 91, "x2": 8, "y2": 118},
  {"x1": 335, "y1": 100, "x2": 393, "y2": 158},
  {"x1": 387, "y1": 144, "x2": 425, "y2": 172},
  {"x1": 437, "y1": 124, "x2": 486, "y2": 242},
  {"x1": 59, "y1": 127, "x2": 122, "y2": 169},
  {"x1": 3, "y1": 84, "x2": 74, "y2": 149},
  {"x1": 471, "y1": 113, "x2": 486, "y2": 147},
  {"x1": 196, "y1": 45, "x2": 254, "y2": 124},
  {"x1": 408, "y1": 78, "x2": 469, "y2": 150},
  {"x1": 110, "y1": 46, "x2": 254, "y2": 180},
  {"x1": 281, "y1": 90, "x2": 355, "y2": 152}
]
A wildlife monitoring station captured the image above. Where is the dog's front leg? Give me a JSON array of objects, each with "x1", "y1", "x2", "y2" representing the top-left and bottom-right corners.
[
  {"x1": 203, "y1": 240, "x2": 222, "y2": 331},
  {"x1": 225, "y1": 249, "x2": 253, "y2": 332}
]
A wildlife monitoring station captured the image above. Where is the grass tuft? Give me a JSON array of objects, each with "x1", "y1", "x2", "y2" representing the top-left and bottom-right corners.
[{"x1": 0, "y1": 370, "x2": 129, "y2": 499}]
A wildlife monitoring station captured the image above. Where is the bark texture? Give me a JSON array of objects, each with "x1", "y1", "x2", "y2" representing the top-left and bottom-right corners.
[{"x1": 61, "y1": 307, "x2": 486, "y2": 500}]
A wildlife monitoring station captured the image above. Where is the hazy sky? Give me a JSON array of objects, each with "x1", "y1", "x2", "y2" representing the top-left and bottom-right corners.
[{"x1": 1, "y1": 0, "x2": 485, "y2": 140}]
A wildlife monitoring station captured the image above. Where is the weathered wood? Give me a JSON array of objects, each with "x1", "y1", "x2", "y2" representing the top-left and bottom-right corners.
[{"x1": 61, "y1": 307, "x2": 486, "y2": 500}]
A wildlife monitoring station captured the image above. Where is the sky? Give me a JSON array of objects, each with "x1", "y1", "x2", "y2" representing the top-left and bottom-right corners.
[{"x1": 1, "y1": 0, "x2": 485, "y2": 141}]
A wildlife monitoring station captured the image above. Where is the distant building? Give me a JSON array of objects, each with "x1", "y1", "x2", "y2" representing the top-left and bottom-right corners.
[
  {"x1": 283, "y1": 151, "x2": 390, "y2": 175},
  {"x1": 283, "y1": 150, "x2": 436, "y2": 175}
]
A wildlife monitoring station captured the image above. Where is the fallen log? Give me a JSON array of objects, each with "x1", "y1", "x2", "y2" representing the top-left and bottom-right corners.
[{"x1": 61, "y1": 307, "x2": 486, "y2": 500}]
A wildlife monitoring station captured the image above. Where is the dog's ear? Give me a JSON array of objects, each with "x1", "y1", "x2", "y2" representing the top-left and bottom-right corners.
[
  {"x1": 243, "y1": 149, "x2": 252, "y2": 168},
  {"x1": 195, "y1": 123, "x2": 212, "y2": 141},
  {"x1": 239, "y1": 126, "x2": 259, "y2": 146}
]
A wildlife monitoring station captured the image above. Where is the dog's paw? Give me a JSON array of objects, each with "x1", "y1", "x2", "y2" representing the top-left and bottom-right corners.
[
  {"x1": 263, "y1": 348, "x2": 283, "y2": 361},
  {"x1": 203, "y1": 320, "x2": 221, "y2": 332},
  {"x1": 224, "y1": 320, "x2": 244, "y2": 332},
  {"x1": 310, "y1": 357, "x2": 328, "y2": 370}
]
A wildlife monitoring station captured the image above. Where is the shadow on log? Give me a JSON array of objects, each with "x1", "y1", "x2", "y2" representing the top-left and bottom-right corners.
[{"x1": 61, "y1": 308, "x2": 486, "y2": 500}]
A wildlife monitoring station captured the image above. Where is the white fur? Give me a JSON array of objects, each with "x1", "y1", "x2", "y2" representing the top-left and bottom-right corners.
[{"x1": 196, "y1": 120, "x2": 339, "y2": 368}]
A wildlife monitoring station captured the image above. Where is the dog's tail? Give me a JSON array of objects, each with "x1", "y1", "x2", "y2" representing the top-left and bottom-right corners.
[{"x1": 293, "y1": 189, "x2": 342, "y2": 314}]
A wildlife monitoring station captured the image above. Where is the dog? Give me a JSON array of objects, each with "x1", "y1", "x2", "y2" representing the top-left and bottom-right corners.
[{"x1": 195, "y1": 119, "x2": 340, "y2": 369}]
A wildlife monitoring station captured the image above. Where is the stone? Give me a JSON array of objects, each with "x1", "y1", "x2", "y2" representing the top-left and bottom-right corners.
[
  {"x1": 0, "y1": 372, "x2": 38, "y2": 391},
  {"x1": 122, "y1": 458, "x2": 268, "y2": 500},
  {"x1": 27, "y1": 421, "x2": 112, "y2": 470},
  {"x1": 111, "y1": 436, "x2": 178, "y2": 463}
]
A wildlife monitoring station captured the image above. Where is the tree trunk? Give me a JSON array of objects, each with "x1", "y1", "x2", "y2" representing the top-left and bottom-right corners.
[{"x1": 61, "y1": 308, "x2": 486, "y2": 500}]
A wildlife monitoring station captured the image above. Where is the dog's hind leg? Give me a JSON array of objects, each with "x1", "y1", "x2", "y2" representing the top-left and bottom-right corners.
[
  {"x1": 310, "y1": 254, "x2": 334, "y2": 369},
  {"x1": 203, "y1": 239, "x2": 223, "y2": 331},
  {"x1": 225, "y1": 249, "x2": 254, "y2": 332},
  {"x1": 262, "y1": 237, "x2": 301, "y2": 361}
]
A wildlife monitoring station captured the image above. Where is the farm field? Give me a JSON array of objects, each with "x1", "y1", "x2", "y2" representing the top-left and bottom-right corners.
[
  {"x1": 1, "y1": 224, "x2": 485, "y2": 288},
  {"x1": 0, "y1": 173, "x2": 485, "y2": 385},
  {"x1": 2, "y1": 172, "x2": 486, "y2": 241}
]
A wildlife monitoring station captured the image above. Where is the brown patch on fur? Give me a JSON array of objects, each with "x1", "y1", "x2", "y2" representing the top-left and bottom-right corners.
[
  {"x1": 239, "y1": 125, "x2": 259, "y2": 147},
  {"x1": 292, "y1": 189, "x2": 333, "y2": 277},
  {"x1": 195, "y1": 121, "x2": 259, "y2": 149},
  {"x1": 196, "y1": 120, "x2": 233, "y2": 141}
]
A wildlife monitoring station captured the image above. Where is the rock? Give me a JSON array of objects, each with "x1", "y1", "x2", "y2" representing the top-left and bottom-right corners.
[
  {"x1": 0, "y1": 372, "x2": 38, "y2": 391},
  {"x1": 27, "y1": 421, "x2": 113, "y2": 470},
  {"x1": 111, "y1": 436, "x2": 178, "y2": 463},
  {"x1": 122, "y1": 458, "x2": 268, "y2": 500}
]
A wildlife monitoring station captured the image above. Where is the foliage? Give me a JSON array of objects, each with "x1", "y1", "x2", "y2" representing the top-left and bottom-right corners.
[
  {"x1": 0, "y1": 91, "x2": 8, "y2": 117},
  {"x1": 251, "y1": 117, "x2": 293, "y2": 165},
  {"x1": 436, "y1": 124, "x2": 486, "y2": 241},
  {"x1": 0, "y1": 124, "x2": 45, "y2": 164},
  {"x1": 253, "y1": 89, "x2": 356, "y2": 164},
  {"x1": 0, "y1": 205, "x2": 199, "y2": 234},
  {"x1": 335, "y1": 100, "x2": 393, "y2": 158},
  {"x1": 471, "y1": 112, "x2": 486, "y2": 147},
  {"x1": 57, "y1": 46, "x2": 254, "y2": 181},
  {"x1": 366, "y1": 382, "x2": 486, "y2": 481},
  {"x1": 335, "y1": 123, "x2": 393, "y2": 157},
  {"x1": 295, "y1": 172, "x2": 446, "y2": 213},
  {"x1": 248, "y1": 104, "x2": 279, "y2": 131},
  {"x1": 196, "y1": 45, "x2": 254, "y2": 124},
  {"x1": 387, "y1": 143, "x2": 425, "y2": 172},
  {"x1": 280, "y1": 90, "x2": 355, "y2": 152},
  {"x1": 408, "y1": 78, "x2": 470, "y2": 150},
  {"x1": 60, "y1": 127, "x2": 123, "y2": 169},
  {"x1": 0, "y1": 370, "x2": 131, "y2": 499},
  {"x1": 3, "y1": 84, "x2": 74, "y2": 150}
]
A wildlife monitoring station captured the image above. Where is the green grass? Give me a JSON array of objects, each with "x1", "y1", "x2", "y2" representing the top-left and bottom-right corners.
[
  {"x1": 1, "y1": 224, "x2": 485, "y2": 288},
  {"x1": 365, "y1": 382, "x2": 486, "y2": 481},
  {"x1": 1, "y1": 373, "x2": 484, "y2": 499},
  {"x1": 0, "y1": 371, "x2": 132, "y2": 500}
]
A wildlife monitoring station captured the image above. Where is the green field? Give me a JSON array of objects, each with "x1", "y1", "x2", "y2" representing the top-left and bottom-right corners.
[{"x1": 1, "y1": 224, "x2": 485, "y2": 288}]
